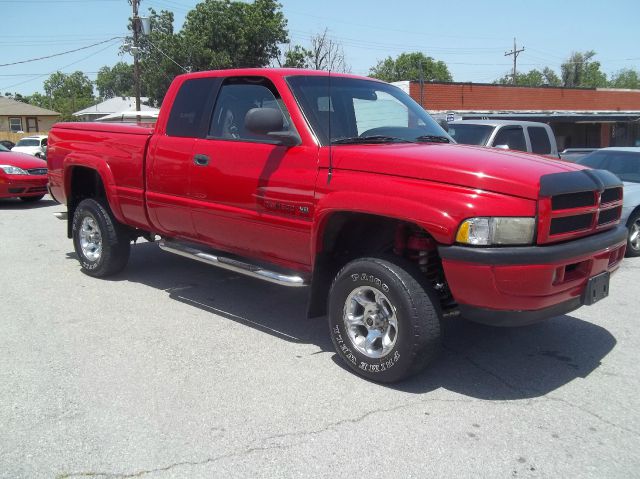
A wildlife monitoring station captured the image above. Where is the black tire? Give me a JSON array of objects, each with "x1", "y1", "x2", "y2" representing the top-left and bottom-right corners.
[
  {"x1": 626, "y1": 210, "x2": 640, "y2": 257},
  {"x1": 72, "y1": 198, "x2": 130, "y2": 277},
  {"x1": 328, "y1": 257, "x2": 441, "y2": 383},
  {"x1": 20, "y1": 195, "x2": 44, "y2": 202}
]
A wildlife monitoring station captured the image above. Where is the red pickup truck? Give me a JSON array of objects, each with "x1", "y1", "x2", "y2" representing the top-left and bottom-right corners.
[{"x1": 47, "y1": 69, "x2": 627, "y2": 382}]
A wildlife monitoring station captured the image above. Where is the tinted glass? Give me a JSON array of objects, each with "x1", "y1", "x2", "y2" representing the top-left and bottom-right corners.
[
  {"x1": 492, "y1": 126, "x2": 527, "y2": 151},
  {"x1": 448, "y1": 124, "x2": 493, "y2": 145},
  {"x1": 577, "y1": 150, "x2": 640, "y2": 183},
  {"x1": 0, "y1": 144, "x2": 9, "y2": 152},
  {"x1": 16, "y1": 139, "x2": 39, "y2": 147},
  {"x1": 166, "y1": 78, "x2": 219, "y2": 138},
  {"x1": 209, "y1": 79, "x2": 293, "y2": 141},
  {"x1": 528, "y1": 126, "x2": 551, "y2": 154},
  {"x1": 286, "y1": 75, "x2": 450, "y2": 145}
]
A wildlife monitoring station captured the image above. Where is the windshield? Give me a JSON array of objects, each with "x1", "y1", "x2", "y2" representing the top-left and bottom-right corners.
[
  {"x1": 286, "y1": 75, "x2": 452, "y2": 145},
  {"x1": 577, "y1": 150, "x2": 640, "y2": 183},
  {"x1": 16, "y1": 138, "x2": 40, "y2": 147},
  {"x1": 448, "y1": 124, "x2": 494, "y2": 146}
]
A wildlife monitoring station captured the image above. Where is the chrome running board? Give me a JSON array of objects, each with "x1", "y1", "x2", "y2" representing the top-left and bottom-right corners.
[
  {"x1": 54, "y1": 212, "x2": 68, "y2": 220},
  {"x1": 158, "y1": 240, "x2": 309, "y2": 287}
]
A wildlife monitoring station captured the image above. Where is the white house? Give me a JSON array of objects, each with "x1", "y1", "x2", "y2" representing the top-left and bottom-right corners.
[{"x1": 73, "y1": 97, "x2": 157, "y2": 122}]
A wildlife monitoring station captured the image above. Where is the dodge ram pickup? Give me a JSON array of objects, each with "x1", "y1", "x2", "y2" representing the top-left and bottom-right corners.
[{"x1": 47, "y1": 69, "x2": 627, "y2": 382}]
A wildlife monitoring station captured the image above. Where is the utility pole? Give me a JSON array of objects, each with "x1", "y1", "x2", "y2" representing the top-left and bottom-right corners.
[
  {"x1": 504, "y1": 37, "x2": 525, "y2": 85},
  {"x1": 130, "y1": 0, "x2": 141, "y2": 112}
]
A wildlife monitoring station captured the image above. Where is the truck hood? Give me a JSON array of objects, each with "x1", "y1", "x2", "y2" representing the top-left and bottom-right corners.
[{"x1": 330, "y1": 143, "x2": 584, "y2": 199}]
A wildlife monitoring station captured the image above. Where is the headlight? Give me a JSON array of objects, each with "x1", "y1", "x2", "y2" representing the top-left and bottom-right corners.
[
  {"x1": 0, "y1": 165, "x2": 28, "y2": 175},
  {"x1": 456, "y1": 217, "x2": 536, "y2": 245}
]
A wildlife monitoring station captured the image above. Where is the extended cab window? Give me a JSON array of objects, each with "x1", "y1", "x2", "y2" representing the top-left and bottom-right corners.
[
  {"x1": 209, "y1": 78, "x2": 294, "y2": 142},
  {"x1": 166, "y1": 77, "x2": 220, "y2": 138},
  {"x1": 492, "y1": 126, "x2": 526, "y2": 152},
  {"x1": 528, "y1": 126, "x2": 551, "y2": 154}
]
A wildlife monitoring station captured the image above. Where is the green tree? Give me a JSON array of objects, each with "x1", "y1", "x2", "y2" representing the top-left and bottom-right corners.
[
  {"x1": 609, "y1": 68, "x2": 640, "y2": 89},
  {"x1": 369, "y1": 52, "x2": 452, "y2": 83},
  {"x1": 561, "y1": 50, "x2": 607, "y2": 88},
  {"x1": 179, "y1": 0, "x2": 287, "y2": 71},
  {"x1": 96, "y1": 62, "x2": 135, "y2": 99},
  {"x1": 43, "y1": 71, "x2": 95, "y2": 120},
  {"x1": 496, "y1": 67, "x2": 561, "y2": 87}
]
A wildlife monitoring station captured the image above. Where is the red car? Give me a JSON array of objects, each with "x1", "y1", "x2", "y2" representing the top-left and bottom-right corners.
[{"x1": 0, "y1": 143, "x2": 48, "y2": 202}]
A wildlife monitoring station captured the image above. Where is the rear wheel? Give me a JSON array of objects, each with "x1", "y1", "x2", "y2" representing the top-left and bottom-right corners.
[
  {"x1": 20, "y1": 195, "x2": 44, "y2": 202},
  {"x1": 626, "y1": 210, "x2": 640, "y2": 257},
  {"x1": 328, "y1": 257, "x2": 441, "y2": 383},
  {"x1": 72, "y1": 198, "x2": 130, "y2": 277}
]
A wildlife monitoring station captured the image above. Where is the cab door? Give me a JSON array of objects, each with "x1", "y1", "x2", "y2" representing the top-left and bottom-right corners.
[
  {"x1": 189, "y1": 77, "x2": 318, "y2": 269},
  {"x1": 146, "y1": 77, "x2": 221, "y2": 239}
]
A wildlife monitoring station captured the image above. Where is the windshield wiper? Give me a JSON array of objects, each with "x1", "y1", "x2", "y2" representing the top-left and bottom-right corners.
[
  {"x1": 331, "y1": 135, "x2": 412, "y2": 145},
  {"x1": 414, "y1": 135, "x2": 451, "y2": 143}
]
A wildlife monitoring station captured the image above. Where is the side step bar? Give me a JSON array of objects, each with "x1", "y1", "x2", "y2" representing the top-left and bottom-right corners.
[
  {"x1": 54, "y1": 212, "x2": 68, "y2": 220},
  {"x1": 158, "y1": 240, "x2": 309, "y2": 288}
]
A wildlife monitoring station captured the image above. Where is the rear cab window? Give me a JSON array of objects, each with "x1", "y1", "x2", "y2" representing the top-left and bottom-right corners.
[
  {"x1": 528, "y1": 126, "x2": 552, "y2": 154},
  {"x1": 166, "y1": 77, "x2": 221, "y2": 138}
]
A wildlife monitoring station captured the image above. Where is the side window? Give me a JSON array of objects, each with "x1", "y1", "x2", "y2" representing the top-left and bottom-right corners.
[
  {"x1": 492, "y1": 126, "x2": 526, "y2": 152},
  {"x1": 41, "y1": 138, "x2": 48, "y2": 147},
  {"x1": 528, "y1": 126, "x2": 551, "y2": 154},
  {"x1": 209, "y1": 79, "x2": 293, "y2": 142},
  {"x1": 166, "y1": 78, "x2": 220, "y2": 138},
  {"x1": 9, "y1": 118, "x2": 22, "y2": 132}
]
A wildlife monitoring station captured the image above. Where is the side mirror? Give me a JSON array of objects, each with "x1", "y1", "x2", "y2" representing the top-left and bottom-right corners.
[
  {"x1": 244, "y1": 108, "x2": 300, "y2": 146},
  {"x1": 493, "y1": 144, "x2": 509, "y2": 150}
]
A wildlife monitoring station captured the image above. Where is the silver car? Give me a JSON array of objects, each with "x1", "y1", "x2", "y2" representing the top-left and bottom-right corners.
[{"x1": 577, "y1": 147, "x2": 640, "y2": 257}]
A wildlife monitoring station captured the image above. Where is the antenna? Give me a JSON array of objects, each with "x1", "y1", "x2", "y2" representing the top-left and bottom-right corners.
[{"x1": 327, "y1": 68, "x2": 333, "y2": 184}]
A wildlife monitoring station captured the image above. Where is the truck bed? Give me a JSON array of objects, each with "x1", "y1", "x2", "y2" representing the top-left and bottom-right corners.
[{"x1": 47, "y1": 122, "x2": 155, "y2": 231}]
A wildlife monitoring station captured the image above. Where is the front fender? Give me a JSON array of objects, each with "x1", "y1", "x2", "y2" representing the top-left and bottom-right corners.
[{"x1": 312, "y1": 170, "x2": 537, "y2": 258}]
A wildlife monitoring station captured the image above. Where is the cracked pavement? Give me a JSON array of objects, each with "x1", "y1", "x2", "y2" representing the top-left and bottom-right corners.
[{"x1": 1, "y1": 197, "x2": 639, "y2": 478}]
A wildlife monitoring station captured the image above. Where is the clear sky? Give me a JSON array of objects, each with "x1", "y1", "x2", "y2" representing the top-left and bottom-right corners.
[{"x1": 1, "y1": 0, "x2": 638, "y2": 96}]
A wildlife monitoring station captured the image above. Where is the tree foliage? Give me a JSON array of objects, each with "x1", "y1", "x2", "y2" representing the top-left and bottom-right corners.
[
  {"x1": 274, "y1": 30, "x2": 350, "y2": 72},
  {"x1": 561, "y1": 50, "x2": 607, "y2": 88},
  {"x1": 41, "y1": 71, "x2": 95, "y2": 120},
  {"x1": 369, "y1": 52, "x2": 452, "y2": 83},
  {"x1": 609, "y1": 68, "x2": 640, "y2": 89},
  {"x1": 496, "y1": 67, "x2": 561, "y2": 87},
  {"x1": 129, "y1": 0, "x2": 288, "y2": 103},
  {"x1": 96, "y1": 62, "x2": 135, "y2": 99}
]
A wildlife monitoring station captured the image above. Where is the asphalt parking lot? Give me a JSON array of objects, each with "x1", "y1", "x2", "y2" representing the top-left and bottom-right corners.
[{"x1": 1, "y1": 196, "x2": 639, "y2": 479}]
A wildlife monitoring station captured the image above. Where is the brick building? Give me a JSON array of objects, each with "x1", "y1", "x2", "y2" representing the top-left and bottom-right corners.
[{"x1": 395, "y1": 81, "x2": 640, "y2": 150}]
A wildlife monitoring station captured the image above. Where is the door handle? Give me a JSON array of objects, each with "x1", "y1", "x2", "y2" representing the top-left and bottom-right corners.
[{"x1": 193, "y1": 154, "x2": 210, "y2": 166}]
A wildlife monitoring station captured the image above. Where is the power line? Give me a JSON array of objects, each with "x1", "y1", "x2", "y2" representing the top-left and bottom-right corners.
[{"x1": 0, "y1": 37, "x2": 122, "y2": 68}]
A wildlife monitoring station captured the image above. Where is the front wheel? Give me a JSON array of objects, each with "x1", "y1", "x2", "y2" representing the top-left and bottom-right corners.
[
  {"x1": 626, "y1": 210, "x2": 640, "y2": 257},
  {"x1": 328, "y1": 257, "x2": 441, "y2": 383},
  {"x1": 72, "y1": 198, "x2": 130, "y2": 277}
]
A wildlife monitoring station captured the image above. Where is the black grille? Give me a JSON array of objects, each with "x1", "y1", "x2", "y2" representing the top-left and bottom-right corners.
[
  {"x1": 27, "y1": 168, "x2": 47, "y2": 175},
  {"x1": 598, "y1": 207, "x2": 621, "y2": 226},
  {"x1": 8, "y1": 187, "x2": 25, "y2": 194},
  {"x1": 601, "y1": 187, "x2": 622, "y2": 204},
  {"x1": 550, "y1": 214, "x2": 594, "y2": 235},
  {"x1": 551, "y1": 191, "x2": 595, "y2": 210}
]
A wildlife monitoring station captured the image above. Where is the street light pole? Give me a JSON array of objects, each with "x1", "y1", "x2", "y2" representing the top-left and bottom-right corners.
[{"x1": 131, "y1": 0, "x2": 141, "y2": 112}]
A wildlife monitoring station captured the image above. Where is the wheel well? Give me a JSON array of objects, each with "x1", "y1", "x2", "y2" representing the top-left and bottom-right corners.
[
  {"x1": 66, "y1": 167, "x2": 106, "y2": 238},
  {"x1": 626, "y1": 206, "x2": 640, "y2": 227},
  {"x1": 308, "y1": 213, "x2": 452, "y2": 318}
]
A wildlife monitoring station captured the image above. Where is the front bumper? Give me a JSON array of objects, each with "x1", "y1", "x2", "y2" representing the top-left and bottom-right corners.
[
  {"x1": 438, "y1": 225, "x2": 628, "y2": 326},
  {"x1": 0, "y1": 175, "x2": 48, "y2": 198}
]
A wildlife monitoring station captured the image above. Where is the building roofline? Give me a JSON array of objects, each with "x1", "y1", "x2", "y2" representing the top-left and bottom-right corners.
[{"x1": 408, "y1": 80, "x2": 640, "y2": 93}]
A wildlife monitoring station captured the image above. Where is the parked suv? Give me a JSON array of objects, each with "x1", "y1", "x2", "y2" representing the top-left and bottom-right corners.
[
  {"x1": 448, "y1": 120, "x2": 559, "y2": 158},
  {"x1": 12, "y1": 135, "x2": 48, "y2": 158}
]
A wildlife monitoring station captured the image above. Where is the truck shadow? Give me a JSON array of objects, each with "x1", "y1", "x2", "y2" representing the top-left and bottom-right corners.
[
  {"x1": 83, "y1": 241, "x2": 616, "y2": 400},
  {"x1": 0, "y1": 197, "x2": 57, "y2": 209}
]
